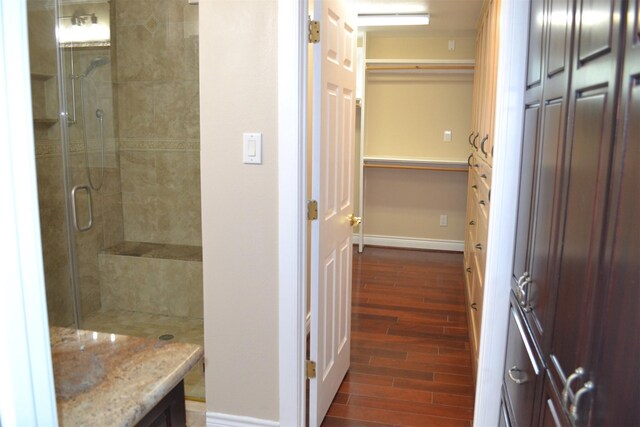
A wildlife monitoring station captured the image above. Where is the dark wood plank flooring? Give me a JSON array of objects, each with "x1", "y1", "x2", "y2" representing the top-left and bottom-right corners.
[{"x1": 322, "y1": 247, "x2": 475, "y2": 427}]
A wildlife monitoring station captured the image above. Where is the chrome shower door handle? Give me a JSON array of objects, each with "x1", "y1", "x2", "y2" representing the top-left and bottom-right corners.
[{"x1": 71, "y1": 185, "x2": 93, "y2": 232}]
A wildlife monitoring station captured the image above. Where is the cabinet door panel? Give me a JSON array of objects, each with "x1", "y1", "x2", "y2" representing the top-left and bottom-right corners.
[
  {"x1": 577, "y1": 0, "x2": 615, "y2": 63},
  {"x1": 526, "y1": 99, "x2": 564, "y2": 345},
  {"x1": 591, "y1": 11, "x2": 640, "y2": 424},
  {"x1": 527, "y1": 0, "x2": 545, "y2": 88},
  {"x1": 512, "y1": 105, "x2": 540, "y2": 284},
  {"x1": 550, "y1": 87, "x2": 611, "y2": 387},
  {"x1": 547, "y1": 0, "x2": 571, "y2": 76}
]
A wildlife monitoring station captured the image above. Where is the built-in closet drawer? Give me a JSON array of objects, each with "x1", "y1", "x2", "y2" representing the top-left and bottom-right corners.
[
  {"x1": 503, "y1": 301, "x2": 543, "y2": 427},
  {"x1": 500, "y1": 388, "x2": 513, "y2": 427},
  {"x1": 538, "y1": 373, "x2": 571, "y2": 427}
]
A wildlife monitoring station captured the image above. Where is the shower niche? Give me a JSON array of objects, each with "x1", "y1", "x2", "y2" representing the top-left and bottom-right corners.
[{"x1": 27, "y1": 0, "x2": 204, "y2": 400}]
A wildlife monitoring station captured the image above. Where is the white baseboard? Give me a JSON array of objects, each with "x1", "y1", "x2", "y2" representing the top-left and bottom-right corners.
[
  {"x1": 352, "y1": 234, "x2": 464, "y2": 252},
  {"x1": 206, "y1": 412, "x2": 279, "y2": 427}
]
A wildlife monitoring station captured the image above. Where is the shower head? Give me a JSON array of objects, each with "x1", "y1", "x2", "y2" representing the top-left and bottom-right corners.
[{"x1": 82, "y1": 57, "x2": 109, "y2": 77}]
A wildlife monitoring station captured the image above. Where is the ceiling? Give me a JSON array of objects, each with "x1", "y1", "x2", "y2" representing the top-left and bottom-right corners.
[{"x1": 351, "y1": 0, "x2": 485, "y2": 34}]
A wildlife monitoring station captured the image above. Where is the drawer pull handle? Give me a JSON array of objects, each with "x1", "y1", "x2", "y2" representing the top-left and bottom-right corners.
[
  {"x1": 479, "y1": 200, "x2": 486, "y2": 205},
  {"x1": 469, "y1": 220, "x2": 475, "y2": 225},
  {"x1": 472, "y1": 133, "x2": 479, "y2": 149},
  {"x1": 562, "y1": 367, "x2": 585, "y2": 411},
  {"x1": 468, "y1": 132, "x2": 475, "y2": 146},
  {"x1": 480, "y1": 135, "x2": 489, "y2": 156},
  {"x1": 570, "y1": 381, "x2": 595, "y2": 422},
  {"x1": 466, "y1": 267, "x2": 472, "y2": 273},
  {"x1": 508, "y1": 366, "x2": 528, "y2": 384},
  {"x1": 472, "y1": 184, "x2": 478, "y2": 189},
  {"x1": 467, "y1": 154, "x2": 473, "y2": 167},
  {"x1": 475, "y1": 243, "x2": 483, "y2": 250},
  {"x1": 470, "y1": 302, "x2": 477, "y2": 311},
  {"x1": 481, "y1": 173, "x2": 488, "y2": 179}
]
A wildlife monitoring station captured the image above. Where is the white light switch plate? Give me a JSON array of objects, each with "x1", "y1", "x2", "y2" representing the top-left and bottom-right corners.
[
  {"x1": 444, "y1": 130, "x2": 452, "y2": 142},
  {"x1": 243, "y1": 133, "x2": 262, "y2": 164}
]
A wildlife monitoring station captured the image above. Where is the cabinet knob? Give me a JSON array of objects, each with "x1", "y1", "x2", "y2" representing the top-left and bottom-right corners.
[{"x1": 508, "y1": 366, "x2": 529, "y2": 385}]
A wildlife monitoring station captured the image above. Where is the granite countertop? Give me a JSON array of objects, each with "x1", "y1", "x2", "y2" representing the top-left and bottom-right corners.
[{"x1": 50, "y1": 327, "x2": 203, "y2": 426}]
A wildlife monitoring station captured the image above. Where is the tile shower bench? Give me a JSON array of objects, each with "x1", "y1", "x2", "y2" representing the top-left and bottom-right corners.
[
  {"x1": 51, "y1": 327, "x2": 203, "y2": 426},
  {"x1": 98, "y1": 242, "x2": 203, "y2": 319}
]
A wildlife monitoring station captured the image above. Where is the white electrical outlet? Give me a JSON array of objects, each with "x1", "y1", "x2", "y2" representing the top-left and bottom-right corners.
[{"x1": 440, "y1": 215, "x2": 448, "y2": 227}]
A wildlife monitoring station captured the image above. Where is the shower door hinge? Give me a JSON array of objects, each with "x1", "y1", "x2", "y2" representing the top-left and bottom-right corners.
[
  {"x1": 306, "y1": 360, "x2": 317, "y2": 379},
  {"x1": 307, "y1": 200, "x2": 318, "y2": 221},
  {"x1": 308, "y1": 19, "x2": 320, "y2": 43}
]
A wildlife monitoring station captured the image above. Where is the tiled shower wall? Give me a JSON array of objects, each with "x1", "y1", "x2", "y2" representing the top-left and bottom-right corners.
[
  {"x1": 29, "y1": 0, "x2": 201, "y2": 325},
  {"x1": 115, "y1": 0, "x2": 201, "y2": 246}
]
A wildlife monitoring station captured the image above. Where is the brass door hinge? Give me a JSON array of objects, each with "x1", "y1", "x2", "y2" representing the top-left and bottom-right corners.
[
  {"x1": 308, "y1": 19, "x2": 320, "y2": 43},
  {"x1": 307, "y1": 200, "x2": 318, "y2": 221},
  {"x1": 306, "y1": 360, "x2": 317, "y2": 379}
]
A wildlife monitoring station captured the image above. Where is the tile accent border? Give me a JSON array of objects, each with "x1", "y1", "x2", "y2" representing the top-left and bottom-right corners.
[
  {"x1": 120, "y1": 138, "x2": 200, "y2": 152},
  {"x1": 33, "y1": 138, "x2": 200, "y2": 157},
  {"x1": 206, "y1": 412, "x2": 279, "y2": 427}
]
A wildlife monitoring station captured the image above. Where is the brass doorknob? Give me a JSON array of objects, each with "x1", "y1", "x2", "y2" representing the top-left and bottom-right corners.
[{"x1": 347, "y1": 214, "x2": 361, "y2": 227}]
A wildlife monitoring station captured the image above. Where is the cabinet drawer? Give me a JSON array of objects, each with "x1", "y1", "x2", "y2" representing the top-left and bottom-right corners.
[{"x1": 504, "y1": 305, "x2": 543, "y2": 427}]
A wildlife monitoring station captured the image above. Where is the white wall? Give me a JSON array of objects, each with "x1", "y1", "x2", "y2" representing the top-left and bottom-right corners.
[{"x1": 200, "y1": 0, "x2": 280, "y2": 421}]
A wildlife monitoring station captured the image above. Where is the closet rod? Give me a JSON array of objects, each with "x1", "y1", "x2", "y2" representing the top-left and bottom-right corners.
[
  {"x1": 367, "y1": 64, "x2": 475, "y2": 72},
  {"x1": 364, "y1": 164, "x2": 468, "y2": 172}
]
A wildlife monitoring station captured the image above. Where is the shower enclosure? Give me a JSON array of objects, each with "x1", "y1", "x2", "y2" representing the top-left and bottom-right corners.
[{"x1": 27, "y1": 0, "x2": 204, "y2": 400}]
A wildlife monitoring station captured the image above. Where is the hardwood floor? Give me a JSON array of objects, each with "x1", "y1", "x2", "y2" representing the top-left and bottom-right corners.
[{"x1": 321, "y1": 247, "x2": 475, "y2": 427}]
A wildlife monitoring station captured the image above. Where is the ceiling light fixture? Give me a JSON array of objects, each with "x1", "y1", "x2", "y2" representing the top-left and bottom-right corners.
[{"x1": 358, "y1": 13, "x2": 430, "y2": 27}]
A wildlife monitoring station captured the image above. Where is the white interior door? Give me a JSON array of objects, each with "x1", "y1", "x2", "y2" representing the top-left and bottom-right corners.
[{"x1": 309, "y1": 0, "x2": 357, "y2": 425}]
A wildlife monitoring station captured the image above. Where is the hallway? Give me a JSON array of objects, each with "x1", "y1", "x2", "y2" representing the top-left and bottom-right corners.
[{"x1": 322, "y1": 247, "x2": 475, "y2": 426}]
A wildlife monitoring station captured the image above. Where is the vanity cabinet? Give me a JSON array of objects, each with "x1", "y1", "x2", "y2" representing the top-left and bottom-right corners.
[
  {"x1": 503, "y1": 0, "x2": 640, "y2": 425},
  {"x1": 463, "y1": 0, "x2": 500, "y2": 376}
]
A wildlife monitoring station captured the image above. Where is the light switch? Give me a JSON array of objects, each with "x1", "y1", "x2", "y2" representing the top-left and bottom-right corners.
[
  {"x1": 243, "y1": 133, "x2": 262, "y2": 164},
  {"x1": 444, "y1": 130, "x2": 452, "y2": 142}
]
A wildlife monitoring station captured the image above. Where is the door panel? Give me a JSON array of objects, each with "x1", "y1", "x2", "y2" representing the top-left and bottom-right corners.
[
  {"x1": 512, "y1": 105, "x2": 539, "y2": 286},
  {"x1": 526, "y1": 99, "x2": 564, "y2": 343},
  {"x1": 547, "y1": 0, "x2": 571, "y2": 76},
  {"x1": 310, "y1": 0, "x2": 356, "y2": 425},
  {"x1": 591, "y1": 7, "x2": 640, "y2": 423},
  {"x1": 550, "y1": 90, "x2": 608, "y2": 376},
  {"x1": 527, "y1": 0, "x2": 545, "y2": 88},
  {"x1": 577, "y1": 0, "x2": 615, "y2": 63}
]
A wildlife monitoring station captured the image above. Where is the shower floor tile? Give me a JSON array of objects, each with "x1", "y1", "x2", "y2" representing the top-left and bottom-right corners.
[{"x1": 82, "y1": 309, "x2": 205, "y2": 401}]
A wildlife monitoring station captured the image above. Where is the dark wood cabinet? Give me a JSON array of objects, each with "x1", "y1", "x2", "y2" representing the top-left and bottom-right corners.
[{"x1": 502, "y1": 0, "x2": 640, "y2": 425}]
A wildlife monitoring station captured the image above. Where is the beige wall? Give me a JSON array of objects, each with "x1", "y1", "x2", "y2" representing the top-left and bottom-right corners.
[
  {"x1": 360, "y1": 32, "x2": 474, "y2": 242},
  {"x1": 200, "y1": 0, "x2": 279, "y2": 421}
]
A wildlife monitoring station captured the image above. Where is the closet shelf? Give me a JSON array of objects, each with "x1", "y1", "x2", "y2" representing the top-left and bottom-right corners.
[
  {"x1": 366, "y1": 59, "x2": 475, "y2": 73},
  {"x1": 363, "y1": 156, "x2": 469, "y2": 172}
]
